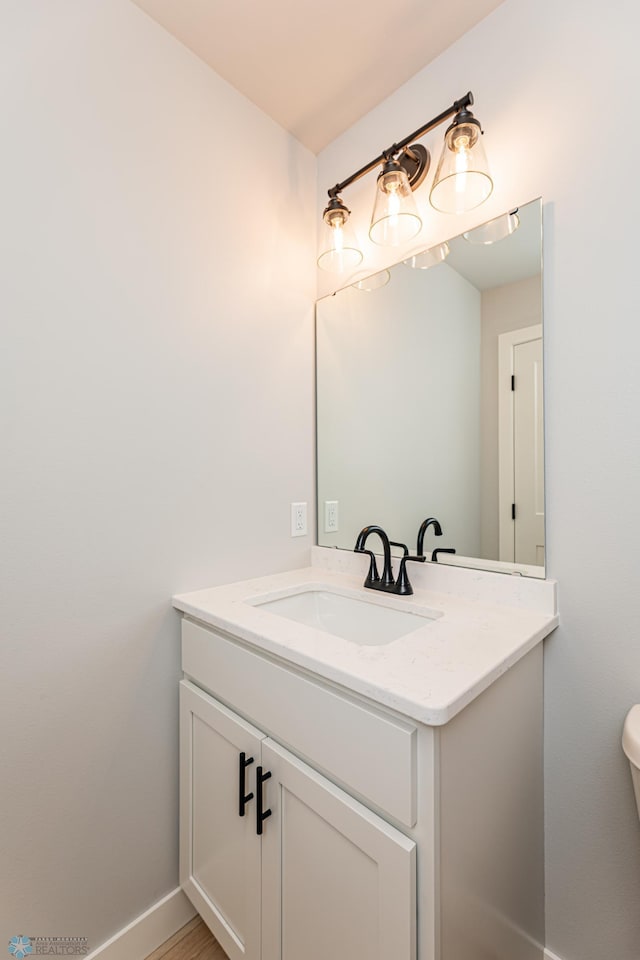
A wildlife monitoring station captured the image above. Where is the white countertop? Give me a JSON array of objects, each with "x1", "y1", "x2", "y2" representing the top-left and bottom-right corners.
[{"x1": 173, "y1": 555, "x2": 558, "y2": 726}]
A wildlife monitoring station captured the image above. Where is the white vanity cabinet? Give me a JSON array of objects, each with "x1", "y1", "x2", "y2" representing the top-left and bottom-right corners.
[
  {"x1": 179, "y1": 620, "x2": 417, "y2": 960},
  {"x1": 179, "y1": 611, "x2": 545, "y2": 960},
  {"x1": 179, "y1": 682, "x2": 263, "y2": 960}
]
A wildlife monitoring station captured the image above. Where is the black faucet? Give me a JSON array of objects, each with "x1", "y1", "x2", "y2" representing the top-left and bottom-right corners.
[
  {"x1": 354, "y1": 525, "x2": 394, "y2": 588},
  {"x1": 416, "y1": 517, "x2": 443, "y2": 557},
  {"x1": 416, "y1": 517, "x2": 456, "y2": 562},
  {"x1": 354, "y1": 525, "x2": 425, "y2": 596}
]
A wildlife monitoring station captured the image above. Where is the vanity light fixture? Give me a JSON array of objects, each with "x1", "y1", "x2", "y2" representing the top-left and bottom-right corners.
[
  {"x1": 318, "y1": 91, "x2": 492, "y2": 273},
  {"x1": 429, "y1": 106, "x2": 493, "y2": 214},
  {"x1": 369, "y1": 157, "x2": 423, "y2": 246},
  {"x1": 462, "y1": 208, "x2": 520, "y2": 244},
  {"x1": 317, "y1": 197, "x2": 364, "y2": 272}
]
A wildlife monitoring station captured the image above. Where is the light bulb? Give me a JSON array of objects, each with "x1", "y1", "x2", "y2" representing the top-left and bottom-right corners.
[
  {"x1": 453, "y1": 134, "x2": 471, "y2": 197},
  {"x1": 380, "y1": 169, "x2": 406, "y2": 196},
  {"x1": 379, "y1": 170, "x2": 406, "y2": 231},
  {"x1": 328, "y1": 215, "x2": 345, "y2": 254},
  {"x1": 326, "y1": 208, "x2": 346, "y2": 230}
]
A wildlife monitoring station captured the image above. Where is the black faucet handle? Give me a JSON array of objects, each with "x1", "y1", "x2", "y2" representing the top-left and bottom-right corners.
[
  {"x1": 354, "y1": 548, "x2": 381, "y2": 586},
  {"x1": 432, "y1": 548, "x2": 456, "y2": 563},
  {"x1": 389, "y1": 540, "x2": 409, "y2": 556},
  {"x1": 395, "y1": 555, "x2": 426, "y2": 596}
]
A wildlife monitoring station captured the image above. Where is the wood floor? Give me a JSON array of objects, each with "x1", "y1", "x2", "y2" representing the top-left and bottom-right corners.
[{"x1": 145, "y1": 917, "x2": 227, "y2": 960}]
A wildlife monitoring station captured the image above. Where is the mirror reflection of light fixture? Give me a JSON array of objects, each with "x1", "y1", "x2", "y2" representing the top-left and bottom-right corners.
[
  {"x1": 463, "y1": 208, "x2": 520, "y2": 244},
  {"x1": 351, "y1": 269, "x2": 391, "y2": 292},
  {"x1": 369, "y1": 158, "x2": 422, "y2": 246},
  {"x1": 403, "y1": 241, "x2": 450, "y2": 270},
  {"x1": 318, "y1": 92, "x2": 492, "y2": 272},
  {"x1": 317, "y1": 196, "x2": 363, "y2": 272}
]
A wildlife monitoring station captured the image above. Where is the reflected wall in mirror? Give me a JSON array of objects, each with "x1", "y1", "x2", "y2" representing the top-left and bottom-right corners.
[{"x1": 316, "y1": 198, "x2": 545, "y2": 577}]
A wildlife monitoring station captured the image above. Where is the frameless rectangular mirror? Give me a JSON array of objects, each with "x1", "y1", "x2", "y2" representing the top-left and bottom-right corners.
[{"x1": 316, "y1": 198, "x2": 545, "y2": 577}]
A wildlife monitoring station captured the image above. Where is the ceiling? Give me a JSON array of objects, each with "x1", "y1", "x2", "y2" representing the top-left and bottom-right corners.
[{"x1": 131, "y1": 0, "x2": 506, "y2": 153}]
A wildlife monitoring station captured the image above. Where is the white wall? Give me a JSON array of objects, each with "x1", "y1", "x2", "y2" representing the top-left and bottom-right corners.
[
  {"x1": 317, "y1": 262, "x2": 481, "y2": 554},
  {"x1": 317, "y1": 1, "x2": 640, "y2": 958},
  {"x1": 0, "y1": 0, "x2": 315, "y2": 950}
]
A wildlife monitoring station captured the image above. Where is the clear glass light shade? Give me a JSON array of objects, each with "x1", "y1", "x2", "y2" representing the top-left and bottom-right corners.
[
  {"x1": 369, "y1": 165, "x2": 422, "y2": 246},
  {"x1": 430, "y1": 120, "x2": 493, "y2": 214},
  {"x1": 403, "y1": 241, "x2": 450, "y2": 270},
  {"x1": 317, "y1": 209, "x2": 363, "y2": 273},
  {"x1": 352, "y1": 269, "x2": 391, "y2": 291},
  {"x1": 463, "y1": 209, "x2": 520, "y2": 244}
]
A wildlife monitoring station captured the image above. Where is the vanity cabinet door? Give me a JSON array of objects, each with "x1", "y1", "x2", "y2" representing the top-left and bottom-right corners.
[
  {"x1": 179, "y1": 680, "x2": 264, "y2": 960},
  {"x1": 260, "y1": 738, "x2": 417, "y2": 960}
]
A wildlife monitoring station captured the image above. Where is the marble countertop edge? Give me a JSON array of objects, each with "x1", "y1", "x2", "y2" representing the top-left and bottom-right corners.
[{"x1": 173, "y1": 565, "x2": 558, "y2": 726}]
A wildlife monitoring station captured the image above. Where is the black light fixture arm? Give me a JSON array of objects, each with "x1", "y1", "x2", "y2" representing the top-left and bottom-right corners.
[{"x1": 326, "y1": 91, "x2": 474, "y2": 201}]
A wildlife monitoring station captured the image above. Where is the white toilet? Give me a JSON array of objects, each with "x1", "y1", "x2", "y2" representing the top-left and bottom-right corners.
[{"x1": 622, "y1": 705, "x2": 640, "y2": 816}]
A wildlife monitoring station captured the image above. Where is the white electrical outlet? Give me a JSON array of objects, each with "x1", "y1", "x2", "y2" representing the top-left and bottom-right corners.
[
  {"x1": 291, "y1": 502, "x2": 307, "y2": 537},
  {"x1": 324, "y1": 500, "x2": 339, "y2": 533}
]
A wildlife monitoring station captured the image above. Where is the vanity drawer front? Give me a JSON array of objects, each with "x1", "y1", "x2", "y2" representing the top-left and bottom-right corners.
[{"x1": 182, "y1": 618, "x2": 417, "y2": 828}]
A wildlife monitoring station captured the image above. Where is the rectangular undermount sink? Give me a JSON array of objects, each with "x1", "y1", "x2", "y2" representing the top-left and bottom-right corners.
[{"x1": 252, "y1": 588, "x2": 439, "y2": 645}]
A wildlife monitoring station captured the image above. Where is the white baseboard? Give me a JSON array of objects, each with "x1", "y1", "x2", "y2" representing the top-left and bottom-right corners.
[
  {"x1": 85, "y1": 891, "x2": 561, "y2": 960},
  {"x1": 86, "y1": 887, "x2": 197, "y2": 960}
]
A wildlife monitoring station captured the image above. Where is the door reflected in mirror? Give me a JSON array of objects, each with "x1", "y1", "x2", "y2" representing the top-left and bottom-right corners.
[{"x1": 316, "y1": 198, "x2": 545, "y2": 577}]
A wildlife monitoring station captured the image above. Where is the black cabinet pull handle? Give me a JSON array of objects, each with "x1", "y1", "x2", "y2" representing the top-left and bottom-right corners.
[
  {"x1": 256, "y1": 765, "x2": 272, "y2": 836},
  {"x1": 239, "y1": 752, "x2": 254, "y2": 817}
]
